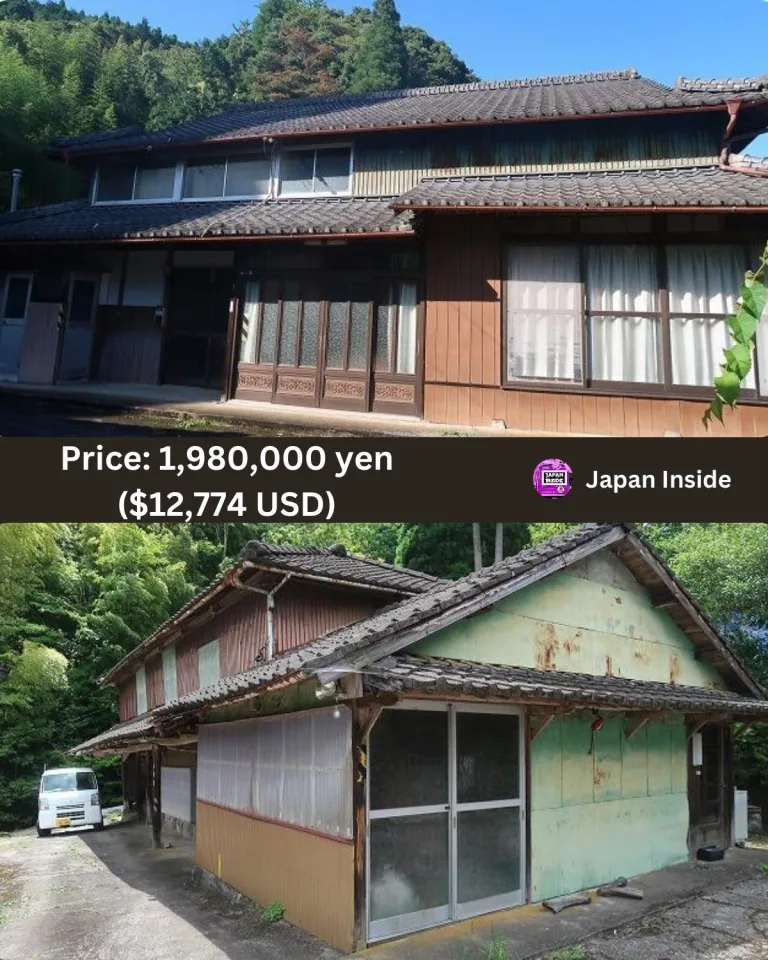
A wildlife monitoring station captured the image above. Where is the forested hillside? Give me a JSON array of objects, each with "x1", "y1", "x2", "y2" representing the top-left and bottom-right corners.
[
  {"x1": 0, "y1": 0, "x2": 477, "y2": 206},
  {"x1": 1, "y1": 522, "x2": 768, "y2": 831}
]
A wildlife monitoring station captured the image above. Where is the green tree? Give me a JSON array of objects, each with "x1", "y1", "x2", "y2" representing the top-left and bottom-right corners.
[
  {"x1": 349, "y1": 0, "x2": 408, "y2": 93},
  {"x1": 402, "y1": 26, "x2": 477, "y2": 87},
  {"x1": 395, "y1": 523, "x2": 530, "y2": 580}
]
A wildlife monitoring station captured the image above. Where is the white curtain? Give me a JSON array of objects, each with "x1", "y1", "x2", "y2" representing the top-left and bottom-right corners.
[
  {"x1": 396, "y1": 282, "x2": 418, "y2": 375},
  {"x1": 587, "y1": 245, "x2": 661, "y2": 383},
  {"x1": 506, "y1": 246, "x2": 582, "y2": 381},
  {"x1": 667, "y1": 245, "x2": 754, "y2": 388},
  {"x1": 239, "y1": 280, "x2": 261, "y2": 364}
]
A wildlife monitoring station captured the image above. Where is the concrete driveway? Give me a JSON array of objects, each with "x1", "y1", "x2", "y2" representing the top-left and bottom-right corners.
[{"x1": 0, "y1": 823, "x2": 340, "y2": 960}]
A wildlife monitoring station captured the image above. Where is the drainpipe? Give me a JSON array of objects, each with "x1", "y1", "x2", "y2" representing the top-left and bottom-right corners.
[
  {"x1": 9, "y1": 169, "x2": 22, "y2": 213},
  {"x1": 231, "y1": 567, "x2": 292, "y2": 661}
]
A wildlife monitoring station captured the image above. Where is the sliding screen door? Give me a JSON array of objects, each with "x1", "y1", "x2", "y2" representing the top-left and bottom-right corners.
[{"x1": 368, "y1": 703, "x2": 525, "y2": 942}]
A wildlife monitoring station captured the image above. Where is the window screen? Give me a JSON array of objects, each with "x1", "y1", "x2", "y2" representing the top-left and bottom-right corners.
[
  {"x1": 134, "y1": 165, "x2": 176, "y2": 201},
  {"x1": 225, "y1": 158, "x2": 271, "y2": 197}
]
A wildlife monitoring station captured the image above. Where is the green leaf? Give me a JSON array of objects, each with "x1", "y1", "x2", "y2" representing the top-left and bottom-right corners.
[
  {"x1": 714, "y1": 369, "x2": 742, "y2": 407},
  {"x1": 723, "y1": 342, "x2": 753, "y2": 379},
  {"x1": 702, "y1": 395, "x2": 725, "y2": 427}
]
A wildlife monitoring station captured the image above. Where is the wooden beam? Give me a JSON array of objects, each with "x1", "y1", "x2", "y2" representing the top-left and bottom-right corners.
[
  {"x1": 688, "y1": 714, "x2": 729, "y2": 739},
  {"x1": 625, "y1": 714, "x2": 654, "y2": 740},
  {"x1": 530, "y1": 713, "x2": 557, "y2": 742}
]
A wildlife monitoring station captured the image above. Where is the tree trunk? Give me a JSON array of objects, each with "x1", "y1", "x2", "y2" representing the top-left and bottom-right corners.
[
  {"x1": 495, "y1": 523, "x2": 504, "y2": 564},
  {"x1": 472, "y1": 523, "x2": 482, "y2": 573}
]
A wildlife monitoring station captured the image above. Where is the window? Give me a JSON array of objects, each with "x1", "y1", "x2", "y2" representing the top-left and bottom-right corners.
[
  {"x1": 198, "y1": 639, "x2": 220, "y2": 688},
  {"x1": 376, "y1": 281, "x2": 419, "y2": 375},
  {"x1": 42, "y1": 771, "x2": 98, "y2": 793},
  {"x1": 504, "y1": 242, "x2": 760, "y2": 395},
  {"x1": 162, "y1": 646, "x2": 178, "y2": 703},
  {"x1": 183, "y1": 162, "x2": 226, "y2": 199},
  {"x1": 225, "y1": 158, "x2": 271, "y2": 198},
  {"x1": 96, "y1": 163, "x2": 175, "y2": 203},
  {"x1": 279, "y1": 147, "x2": 352, "y2": 196},
  {"x1": 2, "y1": 276, "x2": 32, "y2": 321},
  {"x1": 135, "y1": 666, "x2": 147, "y2": 715}
]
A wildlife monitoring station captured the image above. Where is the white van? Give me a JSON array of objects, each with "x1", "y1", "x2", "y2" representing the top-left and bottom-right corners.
[{"x1": 37, "y1": 767, "x2": 104, "y2": 837}]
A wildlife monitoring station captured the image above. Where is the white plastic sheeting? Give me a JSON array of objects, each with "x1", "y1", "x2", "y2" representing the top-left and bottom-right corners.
[
  {"x1": 161, "y1": 766, "x2": 195, "y2": 823},
  {"x1": 198, "y1": 708, "x2": 352, "y2": 839}
]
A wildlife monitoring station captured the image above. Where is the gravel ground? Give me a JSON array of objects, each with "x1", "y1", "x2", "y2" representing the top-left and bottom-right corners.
[{"x1": 0, "y1": 823, "x2": 340, "y2": 960}]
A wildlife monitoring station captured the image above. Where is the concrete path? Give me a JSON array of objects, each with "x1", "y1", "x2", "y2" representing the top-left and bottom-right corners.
[
  {"x1": 0, "y1": 823, "x2": 340, "y2": 960},
  {"x1": 360, "y1": 848, "x2": 768, "y2": 960}
]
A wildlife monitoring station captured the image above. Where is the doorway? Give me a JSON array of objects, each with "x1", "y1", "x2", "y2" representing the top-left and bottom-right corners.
[
  {"x1": 164, "y1": 267, "x2": 234, "y2": 389},
  {"x1": 367, "y1": 703, "x2": 525, "y2": 942},
  {"x1": 57, "y1": 274, "x2": 100, "y2": 382},
  {"x1": 688, "y1": 722, "x2": 730, "y2": 853},
  {"x1": 0, "y1": 273, "x2": 33, "y2": 381}
]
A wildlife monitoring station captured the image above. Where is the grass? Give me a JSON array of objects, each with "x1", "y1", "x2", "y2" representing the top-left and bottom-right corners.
[
  {"x1": 550, "y1": 947, "x2": 587, "y2": 960},
  {"x1": 759, "y1": 863, "x2": 768, "y2": 877},
  {"x1": 487, "y1": 934, "x2": 511, "y2": 960},
  {"x1": 260, "y1": 899, "x2": 285, "y2": 923}
]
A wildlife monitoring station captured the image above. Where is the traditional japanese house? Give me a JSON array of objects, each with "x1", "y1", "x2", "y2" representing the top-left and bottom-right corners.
[
  {"x1": 5, "y1": 72, "x2": 768, "y2": 434},
  {"x1": 72, "y1": 525, "x2": 768, "y2": 952}
]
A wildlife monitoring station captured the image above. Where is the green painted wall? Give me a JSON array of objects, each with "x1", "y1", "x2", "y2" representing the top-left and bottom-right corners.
[
  {"x1": 530, "y1": 712, "x2": 689, "y2": 901},
  {"x1": 413, "y1": 549, "x2": 723, "y2": 688}
]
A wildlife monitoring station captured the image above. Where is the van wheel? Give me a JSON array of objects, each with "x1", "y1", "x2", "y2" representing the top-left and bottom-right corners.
[{"x1": 37, "y1": 826, "x2": 51, "y2": 838}]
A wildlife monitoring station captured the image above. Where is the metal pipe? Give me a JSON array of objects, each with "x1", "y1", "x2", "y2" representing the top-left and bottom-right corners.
[
  {"x1": 9, "y1": 169, "x2": 22, "y2": 213},
  {"x1": 231, "y1": 568, "x2": 292, "y2": 661}
]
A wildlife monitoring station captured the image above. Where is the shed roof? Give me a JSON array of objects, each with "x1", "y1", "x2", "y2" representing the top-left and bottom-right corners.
[
  {"x1": 393, "y1": 164, "x2": 768, "y2": 212},
  {"x1": 365, "y1": 654, "x2": 768, "y2": 717},
  {"x1": 50, "y1": 70, "x2": 766, "y2": 157},
  {"x1": 0, "y1": 196, "x2": 413, "y2": 244}
]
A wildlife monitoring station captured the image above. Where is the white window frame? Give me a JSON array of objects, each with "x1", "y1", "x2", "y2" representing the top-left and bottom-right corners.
[
  {"x1": 276, "y1": 142, "x2": 354, "y2": 199},
  {"x1": 93, "y1": 162, "x2": 181, "y2": 207}
]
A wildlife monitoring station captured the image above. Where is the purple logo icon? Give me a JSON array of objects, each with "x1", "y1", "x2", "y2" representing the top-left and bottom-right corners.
[{"x1": 533, "y1": 459, "x2": 572, "y2": 498}]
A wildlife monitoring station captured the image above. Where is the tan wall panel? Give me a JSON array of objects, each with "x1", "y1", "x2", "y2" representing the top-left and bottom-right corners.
[
  {"x1": 196, "y1": 801, "x2": 354, "y2": 952},
  {"x1": 423, "y1": 383, "x2": 768, "y2": 436}
]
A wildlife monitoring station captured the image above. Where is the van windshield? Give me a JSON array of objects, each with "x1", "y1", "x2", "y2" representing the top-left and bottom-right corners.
[{"x1": 41, "y1": 772, "x2": 98, "y2": 793}]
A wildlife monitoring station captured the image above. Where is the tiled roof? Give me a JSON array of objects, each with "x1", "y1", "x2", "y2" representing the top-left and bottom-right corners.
[
  {"x1": 393, "y1": 165, "x2": 768, "y2": 211},
  {"x1": 0, "y1": 196, "x2": 414, "y2": 243},
  {"x1": 70, "y1": 712, "x2": 159, "y2": 755},
  {"x1": 51, "y1": 70, "x2": 766, "y2": 157},
  {"x1": 676, "y1": 76, "x2": 768, "y2": 94},
  {"x1": 240, "y1": 541, "x2": 442, "y2": 594},
  {"x1": 365, "y1": 655, "x2": 768, "y2": 717}
]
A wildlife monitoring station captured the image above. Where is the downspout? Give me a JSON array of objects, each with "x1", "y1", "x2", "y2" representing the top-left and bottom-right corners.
[
  {"x1": 9, "y1": 169, "x2": 22, "y2": 213},
  {"x1": 231, "y1": 566, "x2": 292, "y2": 661},
  {"x1": 719, "y1": 98, "x2": 768, "y2": 179}
]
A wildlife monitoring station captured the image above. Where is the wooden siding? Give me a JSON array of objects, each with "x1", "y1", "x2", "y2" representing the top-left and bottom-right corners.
[
  {"x1": 423, "y1": 216, "x2": 768, "y2": 437},
  {"x1": 145, "y1": 654, "x2": 165, "y2": 710},
  {"x1": 118, "y1": 678, "x2": 137, "y2": 722},
  {"x1": 19, "y1": 303, "x2": 60, "y2": 385},
  {"x1": 196, "y1": 800, "x2": 354, "y2": 952},
  {"x1": 176, "y1": 635, "x2": 201, "y2": 698},
  {"x1": 273, "y1": 581, "x2": 382, "y2": 655},
  {"x1": 353, "y1": 118, "x2": 721, "y2": 197}
]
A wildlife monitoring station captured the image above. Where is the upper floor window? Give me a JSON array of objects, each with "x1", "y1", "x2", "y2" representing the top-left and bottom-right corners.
[
  {"x1": 278, "y1": 146, "x2": 352, "y2": 197},
  {"x1": 95, "y1": 145, "x2": 353, "y2": 205},
  {"x1": 504, "y1": 243, "x2": 762, "y2": 395}
]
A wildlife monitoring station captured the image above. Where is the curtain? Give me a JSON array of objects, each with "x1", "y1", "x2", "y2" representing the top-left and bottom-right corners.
[
  {"x1": 506, "y1": 246, "x2": 582, "y2": 381},
  {"x1": 239, "y1": 280, "x2": 261, "y2": 364},
  {"x1": 587, "y1": 245, "x2": 661, "y2": 383},
  {"x1": 667, "y1": 245, "x2": 754, "y2": 388},
  {"x1": 396, "y1": 282, "x2": 418, "y2": 375}
]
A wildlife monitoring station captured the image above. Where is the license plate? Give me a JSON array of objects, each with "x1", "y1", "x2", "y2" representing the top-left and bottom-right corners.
[{"x1": 55, "y1": 817, "x2": 71, "y2": 828}]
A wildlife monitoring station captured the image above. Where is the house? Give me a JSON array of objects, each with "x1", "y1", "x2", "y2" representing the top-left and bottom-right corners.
[
  {"x1": 71, "y1": 525, "x2": 768, "y2": 952},
  {"x1": 4, "y1": 71, "x2": 768, "y2": 435}
]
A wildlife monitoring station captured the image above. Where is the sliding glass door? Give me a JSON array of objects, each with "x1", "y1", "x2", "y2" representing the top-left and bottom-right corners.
[{"x1": 368, "y1": 703, "x2": 525, "y2": 942}]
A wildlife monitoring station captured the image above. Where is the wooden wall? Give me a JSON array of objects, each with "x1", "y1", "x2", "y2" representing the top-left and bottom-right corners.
[
  {"x1": 145, "y1": 654, "x2": 165, "y2": 710},
  {"x1": 196, "y1": 800, "x2": 355, "y2": 952},
  {"x1": 118, "y1": 678, "x2": 137, "y2": 722},
  {"x1": 423, "y1": 216, "x2": 768, "y2": 437}
]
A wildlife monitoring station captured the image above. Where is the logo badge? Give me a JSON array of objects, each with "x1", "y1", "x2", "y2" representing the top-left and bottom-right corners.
[{"x1": 533, "y1": 459, "x2": 572, "y2": 498}]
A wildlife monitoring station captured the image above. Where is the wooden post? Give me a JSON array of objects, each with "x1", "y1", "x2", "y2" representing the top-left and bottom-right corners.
[
  {"x1": 352, "y1": 706, "x2": 370, "y2": 950},
  {"x1": 472, "y1": 523, "x2": 482, "y2": 573},
  {"x1": 495, "y1": 522, "x2": 504, "y2": 564},
  {"x1": 150, "y1": 744, "x2": 163, "y2": 849}
]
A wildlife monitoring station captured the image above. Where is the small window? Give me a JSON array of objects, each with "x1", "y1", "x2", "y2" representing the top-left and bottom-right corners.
[
  {"x1": 376, "y1": 281, "x2": 419, "y2": 375},
  {"x1": 198, "y1": 639, "x2": 220, "y2": 688},
  {"x1": 279, "y1": 147, "x2": 351, "y2": 196},
  {"x1": 136, "y1": 665, "x2": 147, "y2": 715},
  {"x1": 183, "y1": 162, "x2": 226, "y2": 199},
  {"x1": 134, "y1": 165, "x2": 176, "y2": 201},
  {"x1": 97, "y1": 165, "x2": 135, "y2": 202},
  {"x1": 3, "y1": 276, "x2": 31, "y2": 320},
  {"x1": 225, "y1": 158, "x2": 271, "y2": 197}
]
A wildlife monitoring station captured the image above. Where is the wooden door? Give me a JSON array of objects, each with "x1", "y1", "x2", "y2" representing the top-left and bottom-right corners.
[{"x1": 57, "y1": 274, "x2": 100, "y2": 382}]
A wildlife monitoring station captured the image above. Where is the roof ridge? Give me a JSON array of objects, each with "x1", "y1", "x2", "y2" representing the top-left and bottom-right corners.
[
  {"x1": 677, "y1": 75, "x2": 768, "y2": 93},
  {"x1": 418, "y1": 164, "x2": 720, "y2": 185}
]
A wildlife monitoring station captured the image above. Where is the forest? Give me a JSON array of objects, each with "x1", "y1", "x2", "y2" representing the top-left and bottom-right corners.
[
  {"x1": 1, "y1": 521, "x2": 768, "y2": 831},
  {"x1": 0, "y1": 0, "x2": 477, "y2": 206}
]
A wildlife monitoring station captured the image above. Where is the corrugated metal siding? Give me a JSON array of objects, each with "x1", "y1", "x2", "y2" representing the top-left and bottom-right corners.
[
  {"x1": 145, "y1": 654, "x2": 164, "y2": 709},
  {"x1": 118, "y1": 678, "x2": 137, "y2": 721},
  {"x1": 274, "y1": 581, "x2": 382, "y2": 655},
  {"x1": 197, "y1": 708, "x2": 353, "y2": 839},
  {"x1": 196, "y1": 801, "x2": 354, "y2": 952},
  {"x1": 353, "y1": 122, "x2": 720, "y2": 197},
  {"x1": 217, "y1": 594, "x2": 268, "y2": 676},
  {"x1": 136, "y1": 665, "x2": 148, "y2": 715}
]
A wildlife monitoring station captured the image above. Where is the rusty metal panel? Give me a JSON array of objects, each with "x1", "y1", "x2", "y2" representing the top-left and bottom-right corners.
[
  {"x1": 198, "y1": 707, "x2": 353, "y2": 839},
  {"x1": 196, "y1": 800, "x2": 355, "y2": 951},
  {"x1": 118, "y1": 678, "x2": 137, "y2": 721},
  {"x1": 273, "y1": 580, "x2": 382, "y2": 655},
  {"x1": 217, "y1": 593, "x2": 268, "y2": 676},
  {"x1": 176, "y1": 636, "x2": 200, "y2": 697},
  {"x1": 145, "y1": 654, "x2": 164, "y2": 709}
]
